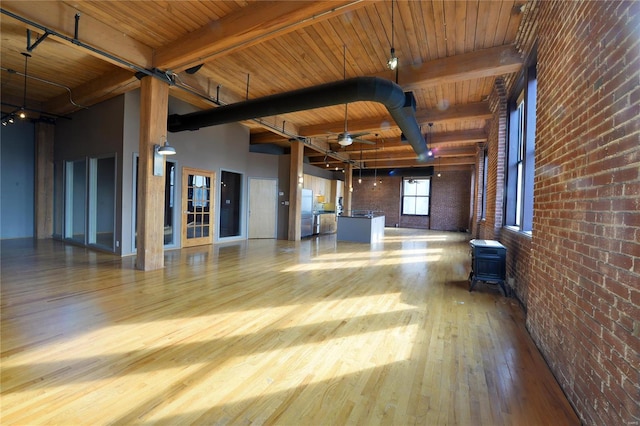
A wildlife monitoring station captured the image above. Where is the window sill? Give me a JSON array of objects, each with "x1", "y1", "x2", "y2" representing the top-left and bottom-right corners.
[{"x1": 503, "y1": 226, "x2": 532, "y2": 239}]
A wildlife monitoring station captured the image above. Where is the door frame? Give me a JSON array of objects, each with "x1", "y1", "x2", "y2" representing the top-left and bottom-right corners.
[
  {"x1": 248, "y1": 177, "x2": 278, "y2": 239},
  {"x1": 182, "y1": 167, "x2": 216, "y2": 248}
]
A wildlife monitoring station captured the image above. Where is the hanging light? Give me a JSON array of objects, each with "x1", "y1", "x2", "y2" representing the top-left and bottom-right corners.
[
  {"x1": 19, "y1": 52, "x2": 31, "y2": 120},
  {"x1": 358, "y1": 148, "x2": 363, "y2": 184},
  {"x1": 373, "y1": 148, "x2": 378, "y2": 187},
  {"x1": 387, "y1": 0, "x2": 398, "y2": 71},
  {"x1": 387, "y1": 48, "x2": 398, "y2": 71},
  {"x1": 427, "y1": 122, "x2": 434, "y2": 157}
]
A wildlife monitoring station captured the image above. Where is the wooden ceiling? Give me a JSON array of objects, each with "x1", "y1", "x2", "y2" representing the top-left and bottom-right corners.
[{"x1": 1, "y1": 1, "x2": 531, "y2": 171}]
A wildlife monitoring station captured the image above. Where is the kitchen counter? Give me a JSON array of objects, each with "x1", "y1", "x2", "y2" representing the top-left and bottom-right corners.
[
  {"x1": 337, "y1": 214, "x2": 385, "y2": 243},
  {"x1": 315, "y1": 211, "x2": 337, "y2": 234}
]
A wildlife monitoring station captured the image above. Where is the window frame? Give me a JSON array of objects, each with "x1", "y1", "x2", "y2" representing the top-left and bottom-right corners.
[
  {"x1": 505, "y1": 62, "x2": 537, "y2": 233},
  {"x1": 401, "y1": 177, "x2": 431, "y2": 216}
]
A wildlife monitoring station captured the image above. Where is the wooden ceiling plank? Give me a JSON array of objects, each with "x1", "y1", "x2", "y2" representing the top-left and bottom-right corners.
[
  {"x1": 154, "y1": 1, "x2": 368, "y2": 72},
  {"x1": 454, "y1": 1, "x2": 467, "y2": 55},
  {"x1": 407, "y1": 1, "x2": 431, "y2": 64},
  {"x1": 2, "y1": 0, "x2": 153, "y2": 69},
  {"x1": 443, "y1": 0, "x2": 458, "y2": 56},
  {"x1": 431, "y1": 0, "x2": 448, "y2": 59},
  {"x1": 465, "y1": 0, "x2": 480, "y2": 52},
  {"x1": 421, "y1": 0, "x2": 439, "y2": 61}
]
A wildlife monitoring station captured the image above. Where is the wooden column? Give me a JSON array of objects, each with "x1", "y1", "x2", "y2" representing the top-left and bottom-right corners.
[
  {"x1": 34, "y1": 121, "x2": 55, "y2": 239},
  {"x1": 136, "y1": 76, "x2": 169, "y2": 271},
  {"x1": 343, "y1": 163, "x2": 353, "y2": 215},
  {"x1": 287, "y1": 140, "x2": 304, "y2": 241}
]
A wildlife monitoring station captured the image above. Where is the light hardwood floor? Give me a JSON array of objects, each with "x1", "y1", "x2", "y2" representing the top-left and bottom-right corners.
[{"x1": 1, "y1": 229, "x2": 579, "y2": 425}]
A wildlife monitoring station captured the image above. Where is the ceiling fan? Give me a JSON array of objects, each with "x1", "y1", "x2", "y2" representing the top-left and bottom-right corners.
[
  {"x1": 328, "y1": 103, "x2": 375, "y2": 147},
  {"x1": 328, "y1": 45, "x2": 375, "y2": 147}
]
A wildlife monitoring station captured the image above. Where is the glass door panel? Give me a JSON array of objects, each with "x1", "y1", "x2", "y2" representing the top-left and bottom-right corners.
[
  {"x1": 64, "y1": 159, "x2": 86, "y2": 243},
  {"x1": 182, "y1": 167, "x2": 215, "y2": 247},
  {"x1": 89, "y1": 156, "x2": 116, "y2": 249}
]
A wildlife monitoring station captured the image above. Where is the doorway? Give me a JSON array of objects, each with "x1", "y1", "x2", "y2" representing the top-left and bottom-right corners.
[
  {"x1": 182, "y1": 167, "x2": 216, "y2": 247},
  {"x1": 133, "y1": 157, "x2": 177, "y2": 251},
  {"x1": 64, "y1": 155, "x2": 116, "y2": 251},
  {"x1": 219, "y1": 170, "x2": 242, "y2": 239},
  {"x1": 248, "y1": 178, "x2": 277, "y2": 239}
]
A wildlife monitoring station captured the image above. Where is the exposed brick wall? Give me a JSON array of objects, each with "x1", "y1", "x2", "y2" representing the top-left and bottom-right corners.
[
  {"x1": 499, "y1": 227, "x2": 532, "y2": 308},
  {"x1": 471, "y1": 148, "x2": 484, "y2": 238},
  {"x1": 526, "y1": 1, "x2": 640, "y2": 425},
  {"x1": 482, "y1": 79, "x2": 507, "y2": 240},
  {"x1": 351, "y1": 171, "x2": 472, "y2": 231},
  {"x1": 430, "y1": 170, "x2": 472, "y2": 232},
  {"x1": 351, "y1": 175, "x2": 403, "y2": 227}
]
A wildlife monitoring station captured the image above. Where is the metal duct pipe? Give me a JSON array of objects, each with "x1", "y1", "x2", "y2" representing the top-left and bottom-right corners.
[{"x1": 167, "y1": 76, "x2": 428, "y2": 160}]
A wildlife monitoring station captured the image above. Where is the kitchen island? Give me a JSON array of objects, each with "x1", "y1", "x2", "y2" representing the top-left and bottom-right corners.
[{"x1": 337, "y1": 211, "x2": 385, "y2": 243}]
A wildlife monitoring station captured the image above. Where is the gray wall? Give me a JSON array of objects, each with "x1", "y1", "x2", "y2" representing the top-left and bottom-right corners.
[
  {"x1": 55, "y1": 95, "x2": 125, "y2": 252},
  {"x1": 0, "y1": 121, "x2": 35, "y2": 239},
  {"x1": 120, "y1": 91, "x2": 281, "y2": 255}
]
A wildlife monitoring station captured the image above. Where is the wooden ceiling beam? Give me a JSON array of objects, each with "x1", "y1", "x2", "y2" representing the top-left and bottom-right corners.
[
  {"x1": 154, "y1": 1, "x2": 369, "y2": 72},
  {"x1": 415, "y1": 102, "x2": 492, "y2": 125},
  {"x1": 299, "y1": 102, "x2": 491, "y2": 136},
  {"x1": 337, "y1": 129, "x2": 487, "y2": 153},
  {"x1": 250, "y1": 132, "x2": 290, "y2": 145},
  {"x1": 1, "y1": 1, "x2": 153, "y2": 69},
  {"x1": 374, "y1": 45, "x2": 523, "y2": 91},
  {"x1": 173, "y1": 73, "x2": 301, "y2": 138},
  {"x1": 360, "y1": 146, "x2": 476, "y2": 161},
  {"x1": 44, "y1": 68, "x2": 139, "y2": 115},
  {"x1": 365, "y1": 155, "x2": 476, "y2": 169}
]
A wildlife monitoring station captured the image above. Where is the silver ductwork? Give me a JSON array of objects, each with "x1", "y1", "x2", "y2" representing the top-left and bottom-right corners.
[{"x1": 167, "y1": 76, "x2": 428, "y2": 160}]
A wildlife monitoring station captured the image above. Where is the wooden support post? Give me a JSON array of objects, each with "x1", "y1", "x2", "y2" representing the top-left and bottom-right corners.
[
  {"x1": 344, "y1": 163, "x2": 353, "y2": 216},
  {"x1": 288, "y1": 140, "x2": 304, "y2": 241},
  {"x1": 35, "y1": 121, "x2": 55, "y2": 239},
  {"x1": 136, "y1": 76, "x2": 169, "y2": 271}
]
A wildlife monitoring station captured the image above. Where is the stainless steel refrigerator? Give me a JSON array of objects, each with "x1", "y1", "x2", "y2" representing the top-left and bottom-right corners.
[{"x1": 301, "y1": 189, "x2": 313, "y2": 237}]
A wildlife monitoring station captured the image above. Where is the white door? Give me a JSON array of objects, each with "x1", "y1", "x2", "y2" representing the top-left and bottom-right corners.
[{"x1": 248, "y1": 178, "x2": 277, "y2": 239}]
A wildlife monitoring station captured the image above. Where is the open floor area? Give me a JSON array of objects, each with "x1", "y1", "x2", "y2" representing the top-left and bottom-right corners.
[{"x1": 1, "y1": 229, "x2": 579, "y2": 425}]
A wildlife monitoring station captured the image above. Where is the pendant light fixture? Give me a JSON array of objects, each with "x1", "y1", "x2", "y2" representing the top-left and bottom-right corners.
[
  {"x1": 373, "y1": 148, "x2": 378, "y2": 187},
  {"x1": 427, "y1": 122, "x2": 434, "y2": 157},
  {"x1": 387, "y1": 0, "x2": 398, "y2": 71},
  {"x1": 18, "y1": 52, "x2": 31, "y2": 119},
  {"x1": 358, "y1": 148, "x2": 363, "y2": 184}
]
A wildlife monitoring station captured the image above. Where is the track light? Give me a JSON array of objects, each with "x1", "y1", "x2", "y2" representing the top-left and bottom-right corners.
[{"x1": 18, "y1": 109, "x2": 26, "y2": 119}]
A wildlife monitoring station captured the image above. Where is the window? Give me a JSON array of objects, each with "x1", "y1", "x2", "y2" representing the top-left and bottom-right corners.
[
  {"x1": 481, "y1": 149, "x2": 488, "y2": 220},
  {"x1": 402, "y1": 177, "x2": 431, "y2": 215},
  {"x1": 506, "y1": 63, "x2": 536, "y2": 232}
]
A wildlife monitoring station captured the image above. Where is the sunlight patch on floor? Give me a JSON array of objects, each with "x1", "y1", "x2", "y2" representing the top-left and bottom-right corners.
[
  {"x1": 382, "y1": 235, "x2": 451, "y2": 242},
  {"x1": 3, "y1": 294, "x2": 412, "y2": 368},
  {"x1": 311, "y1": 247, "x2": 443, "y2": 261},
  {"x1": 142, "y1": 323, "x2": 421, "y2": 417}
]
